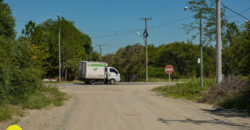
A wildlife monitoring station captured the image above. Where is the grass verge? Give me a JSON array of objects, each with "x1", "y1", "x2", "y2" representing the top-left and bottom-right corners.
[
  {"x1": 0, "y1": 104, "x2": 15, "y2": 121},
  {"x1": 153, "y1": 76, "x2": 250, "y2": 114},
  {"x1": 22, "y1": 85, "x2": 68, "y2": 109},
  {"x1": 152, "y1": 78, "x2": 215, "y2": 101},
  {"x1": 148, "y1": 78, "x2": 194, "y2": 82},
  {"x1": 0, "y1": 104, "x2": 24, "y2": 121},
  {"x1": 0, "y1": 85, "x2": 68, "y2": 121}
]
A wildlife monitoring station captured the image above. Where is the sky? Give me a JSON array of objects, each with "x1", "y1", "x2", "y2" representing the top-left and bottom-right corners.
[{"x1": 5, "y1": 0, "x2": 250, "y2": 55}]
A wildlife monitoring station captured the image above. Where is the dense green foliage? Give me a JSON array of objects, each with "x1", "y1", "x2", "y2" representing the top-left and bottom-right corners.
[
  {"x1": 0, "y1": 0, "x2": 15, "y2": 39},
  {"x1": 103, "y1": 42, "x2": 216, "y2": 81},
  {"x1": 227, "y1": 23, "x2": 250, "y2": 76},
  {"x1": 184, "y1": 0, "x2": 228, "y2": 43},
  {"x1": 20, "y1": 18, "x2": 99, "y2": 80},
  {"x1": 0, "y1": 0, "x2": 91, "y2": 121},
  {"x1": 0, "y1": 39, "x2": 44, "y2": 104}
]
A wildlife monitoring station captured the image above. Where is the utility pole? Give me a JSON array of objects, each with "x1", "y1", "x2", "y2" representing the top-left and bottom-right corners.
[
  {"x1": 57, "y1": 14, "x2": 61, "y2": 81},
  {"x1": 199, "y1": 9, "x2": 203, "y2": 87},
  {"x1": 184, "y1": 6, "x2": 203, "y2": 87},
  {"x1": 216, "y1": 0, "x2": 222, "y2": 83},
  {"x1": 96, "y1": 44, "x2": 105, "y2": 56},
  {"x1": 140, "y1": 17, "x2": 152, "y2": 81}
]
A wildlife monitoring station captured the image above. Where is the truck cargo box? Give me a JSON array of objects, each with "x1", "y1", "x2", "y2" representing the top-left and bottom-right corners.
[{"x1": 78, "y1": 61, "x2": 108, "y2": 80}]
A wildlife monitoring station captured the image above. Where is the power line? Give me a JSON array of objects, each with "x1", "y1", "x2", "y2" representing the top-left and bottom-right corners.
[
  {"x1": 227, "y1": 7, "x2": 250, "y2": 20},
  {"x1": 92, "y1": 29, "x2": 143, "y2": 39},
  {"x1": 222, "y1": 3, "x2": 249, "y2": 21},
  {"x1": 148, "y1": 16, "x2": 192, "y2": 29},
  {"x1": 92, "y1": 16, "x2": 192, "y2": 39}
]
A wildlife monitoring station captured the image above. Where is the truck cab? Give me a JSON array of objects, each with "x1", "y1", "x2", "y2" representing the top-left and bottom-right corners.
[{"x1": 107, "y1": 67, "x2": 121, "y2": 84}]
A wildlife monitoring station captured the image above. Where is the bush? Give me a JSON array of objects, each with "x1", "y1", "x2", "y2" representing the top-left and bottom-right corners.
[
  {"x1": 0, "y1": 39, "x2": 44, "y2": 104},
  {"x1": 200, "y1": 76, "x2": 249, "y2": 103},
  {"x1": 200, "y1": 76, "x2": 250, "y2": 113}
]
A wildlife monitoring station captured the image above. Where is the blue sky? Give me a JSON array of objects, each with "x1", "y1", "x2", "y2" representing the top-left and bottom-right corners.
[{"x1": 5, "y1": 0, "x2": 250, "y2": 55}]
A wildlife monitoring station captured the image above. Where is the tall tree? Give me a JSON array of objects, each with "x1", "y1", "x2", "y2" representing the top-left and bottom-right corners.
[
  {"x1": 21, "y1": 18, "x2": 96, "y2": 79},
  {"x1": 230, "y1": 22, "x2": 250, "y2": 76},
  {"x1": 0, "y1": 0, "x2": 16, "y2": 39},
  {"x1": 20, "y1": 20, "x2": 36, "y2": 39},
  {"x1": 184, "y1": 0, "x2": 228, "y2": 43}
]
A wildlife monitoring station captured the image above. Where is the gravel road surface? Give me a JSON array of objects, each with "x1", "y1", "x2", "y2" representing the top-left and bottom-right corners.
[{"x1": 2, "y1": 82, "x2": 250, "y2": 130}]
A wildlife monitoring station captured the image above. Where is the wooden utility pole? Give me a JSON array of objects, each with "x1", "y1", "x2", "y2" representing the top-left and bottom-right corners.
[
  {"x1": 57, "y1": 14, "x2": 61, "y2": 81},
  {"x1": 140, "y1": 17, "x2": 152, "y2": 81},
  {"x1": 199, "y1": 9, "x2": 203, "y2": 87},
  {"x1": 216, "y1": 0, "x2": 222, "y2": 83},
  {"x1": 96, "y1": 44, "x2": 105, "y2": 56}
]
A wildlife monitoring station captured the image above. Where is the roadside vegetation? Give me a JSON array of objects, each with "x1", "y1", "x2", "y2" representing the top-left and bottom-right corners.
[
  {"x1": 153, "y1": 78, "x2": 215, "y2": 101},
  {"x1": 201, "y1": 76, "x2": 250, "y2": 113},
  {"x1": 0, "y1": 0, "x2": 79, "y2": 121},
  {"x1": 153, "y1": 77, "x2": 250, "y2": 113},
  {"x1": 0, "y1": 85, "x2": 66, "y2": 121}
]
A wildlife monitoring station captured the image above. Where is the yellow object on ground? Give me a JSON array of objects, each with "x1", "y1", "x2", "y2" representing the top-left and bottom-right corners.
[{"x1": 6, "y1": 124, "x2": 22, "y2": 130}]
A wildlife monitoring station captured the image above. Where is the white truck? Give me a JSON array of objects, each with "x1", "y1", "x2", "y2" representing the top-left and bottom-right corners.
[{"x1": 78, "y1": 61, "x2": 121, "y2": 84}]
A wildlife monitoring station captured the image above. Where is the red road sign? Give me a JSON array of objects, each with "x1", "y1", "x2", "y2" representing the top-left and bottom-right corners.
[{"x1": 165, "y1": 65, "x2": 174, "y2": 74}]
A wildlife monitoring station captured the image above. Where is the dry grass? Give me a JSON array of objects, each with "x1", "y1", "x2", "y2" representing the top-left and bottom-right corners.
[{"x1": 200, "y1": 76, "x2": 250, "y2": 113}]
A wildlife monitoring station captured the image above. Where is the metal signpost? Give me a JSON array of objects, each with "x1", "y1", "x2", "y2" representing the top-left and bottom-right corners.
[{"x1": 165, "y1": 65, "x2": 174, "y2": 82}]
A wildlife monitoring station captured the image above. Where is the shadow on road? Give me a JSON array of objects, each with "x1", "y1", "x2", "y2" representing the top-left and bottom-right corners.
[
  {"x1": 157, "y1": 118, "x2": 250, "y2": 129},
  {"x1": 201, "y1": 108, "x2": 249, "y2": 118},
  {"x1": 73, "y1": 82, "x2": 105, "y2": 85}
]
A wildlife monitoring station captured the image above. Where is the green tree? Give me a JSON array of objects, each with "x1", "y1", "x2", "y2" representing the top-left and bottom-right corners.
[
  {"x1": 0, "y1": 0, "x2": 15, "y2": 39},
  {"x1": 107, "y1": 42, "x2": 216, "y2": 81},
  {"x1": 21, "y1": 18, "x2": 95, "y2": 79},
  {"x1": 230, "y1": 22, "x2": 250, "y2": 76},
  {"x1": 111, "y1": 43, "x2": 145, "y2": 81},
  {"x1": 222, "y1": 22, "x2": 240, "y2": 48},
  {"x1": 20, "y1": 20, "x2": 36, "y2": 39},
  {"x1": 184, "y1": 0, "x2": 228, "y2": 43}
]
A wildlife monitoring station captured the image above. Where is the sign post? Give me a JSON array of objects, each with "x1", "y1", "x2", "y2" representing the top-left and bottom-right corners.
[
  {"x1": 165, "y1": 65, "x2": 174, "y2": 82},
  {"x1": 168, "y1": 73, "x2": 170, "y2": 82}
]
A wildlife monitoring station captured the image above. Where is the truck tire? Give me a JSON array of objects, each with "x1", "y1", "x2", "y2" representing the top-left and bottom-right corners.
[
  {"x1": 85, "y1": 80, "x2": 90, "y2": 84},
  {"x1": 90, "y1": 80, "x2": 95, "y2": 85},
  {"x1": 110, "y1": 79, "x2": 116, "y2": 85}
]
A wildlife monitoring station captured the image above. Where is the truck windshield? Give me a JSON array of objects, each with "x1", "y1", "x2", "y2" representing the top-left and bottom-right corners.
[{"x1": 110, "y1": 68, "x2": 118, "y2": 74}]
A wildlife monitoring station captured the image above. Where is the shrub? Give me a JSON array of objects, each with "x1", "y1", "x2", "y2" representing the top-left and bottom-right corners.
[
  {"x1": 200, "y1": 76, "x2": 249, "y2": 103},
  {"x1": 200, "y1": 76, "x2": 250, "y2": 113}
]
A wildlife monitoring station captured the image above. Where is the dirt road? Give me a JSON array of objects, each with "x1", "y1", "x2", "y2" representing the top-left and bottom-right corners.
[{"x1": 4, "y1": 82, "x2": 250, "y2": 130}]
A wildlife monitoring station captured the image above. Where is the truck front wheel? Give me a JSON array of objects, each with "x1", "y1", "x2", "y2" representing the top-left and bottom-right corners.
[{"x1": 110, "y1": 79, "x2": 116, "y2": 85}]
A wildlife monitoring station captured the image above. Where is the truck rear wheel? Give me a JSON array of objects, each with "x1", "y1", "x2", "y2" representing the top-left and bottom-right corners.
[
  {"x1": 90, "y1": 80, "x2": 95, "y2": 85},
  {"x1": 110, "y1": 79, "x2": 116, "y2": 85}
]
